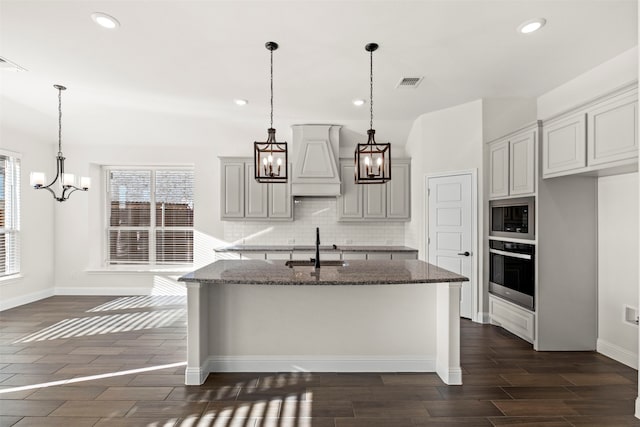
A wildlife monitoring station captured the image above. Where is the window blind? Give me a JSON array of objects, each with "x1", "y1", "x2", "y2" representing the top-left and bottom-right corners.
[
  {"x1": 0, "y1": 153, "x2": 21, "y2": 277},
  {"x1": 107, "y1": 168, "x2": 193, "y2": 265}
]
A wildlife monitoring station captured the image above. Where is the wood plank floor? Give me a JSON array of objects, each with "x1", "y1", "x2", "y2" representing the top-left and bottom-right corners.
[{"x1": 0, "y1": 296, "x2": 638, "y2": 426}]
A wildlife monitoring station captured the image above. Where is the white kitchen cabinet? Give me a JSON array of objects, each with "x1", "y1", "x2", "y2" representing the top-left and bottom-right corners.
[
  {"x1": 387, "y1": 162, "x2": 411, "y2": 219},
  {"x1": 542, "y1": 113, "x2": 586, "y2": 177},
  {"x1": 509, "y1": 131, "x2": 535, "y2": 195},
  {"x1": 488, "y1": 126, "x2": 536, "y2": 199},
  {"x1": 220, "y1": 157, "x2": 292, "y2": 221},
  {"x1": 489, "y1": 295, "x2": 535, "y2": 343},
  {"x1": 269, "y1": 179, "x2": 292, "y2": 219},
  {"x1": 245, "y1": 164, "x2": 268, "y2": 218},
  {"x1": 391, "y1": 252, "x2": 418, "y2": 260},
  {"x1": 366, "y1": 252, "x2": 392, "y2": 260},
  {"x1": 542, "y1": 83, "x2": 638, "y2": 178},
  {"x1": 342, "y1": 252, "x2": 367, "y2": 260},
  {"x1": 337, "y1": 162, "x2": 363, "y2": 219},
  {"x1": 338, "y1": 158, "x2": 411, "y2": 221},
  {"x1": 587, "y1": 90, "x2": 638, "y2": 166},
  {"x1": 364, "y1": 185, "x2": 386, "y2": 218},
  {"x1": 488, "y1": 140, "x2": 509, "y2": 199},
  {"x1": 221, "y1": 161, "x2": 245, "y2": 219}
]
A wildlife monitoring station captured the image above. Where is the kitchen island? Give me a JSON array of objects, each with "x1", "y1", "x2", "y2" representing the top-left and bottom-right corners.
[{"x1": 179, "y1": 259, "x2": 467, "y2": 386}]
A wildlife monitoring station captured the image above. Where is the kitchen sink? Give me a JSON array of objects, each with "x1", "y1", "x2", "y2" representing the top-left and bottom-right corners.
[{"x1": 285, "y1": 260, "x2": 346, "y2": 268}]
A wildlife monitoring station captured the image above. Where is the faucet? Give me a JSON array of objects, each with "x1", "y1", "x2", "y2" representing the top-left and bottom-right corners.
[{"x1": 314, "y1": 227, "x2": 321, "y2": 269}]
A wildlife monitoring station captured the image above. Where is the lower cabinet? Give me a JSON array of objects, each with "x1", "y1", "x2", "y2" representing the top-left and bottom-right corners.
[{"x1": 489, "y1": 295, "x2": 535, "y2": 343}]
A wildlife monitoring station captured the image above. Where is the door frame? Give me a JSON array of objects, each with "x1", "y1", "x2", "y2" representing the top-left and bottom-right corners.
[{"x1": 425, "y1": 169, "x2": 479, "y2": 323}]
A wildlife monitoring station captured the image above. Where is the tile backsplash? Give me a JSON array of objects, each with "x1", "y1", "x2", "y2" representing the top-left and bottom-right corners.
[{"x1": 223, "y1": 197, "x2": 405, "y2": 246}]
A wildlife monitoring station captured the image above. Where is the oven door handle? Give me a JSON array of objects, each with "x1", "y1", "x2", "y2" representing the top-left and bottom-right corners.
[{"x1": 489, "y1": 248, "x2": 532, "y2": 260}]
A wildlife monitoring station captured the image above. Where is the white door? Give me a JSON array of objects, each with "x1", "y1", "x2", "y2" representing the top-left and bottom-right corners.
[{"x1": 428, "y1": 173, "x2": 473, "y2": 319}]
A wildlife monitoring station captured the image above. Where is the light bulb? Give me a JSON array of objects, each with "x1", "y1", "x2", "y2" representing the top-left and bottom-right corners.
[
  {"x1": 63, "y1": 173, "x2": 76, "y2": 187},
  {"x1": 80, "y1": 176, "x2": 91, "y2": 189},
  {"x1": 377, "y1": 157, "x2": 383, "y2": 166},
  {"x1": 30, "y1": 172, "x2": 45, "y2": 187},
  {"x1": 268, "y1": 154, "x2": 273, "y2": 164},
  {"x1": 277, "y1": 158, "x2": 282, "y2": 166},
  {"x1": 364, "y1": 157, "x2": 370, "y2": 166},
  {"x1": 263, "y1": 158, "x2": 268, "y2": 165}
]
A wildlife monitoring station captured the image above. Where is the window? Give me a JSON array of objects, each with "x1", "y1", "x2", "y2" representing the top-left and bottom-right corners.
[
  {"x1": 0, "y1": 151, "x2": 21, "y2": 277},
  {"x1": 106, "y1": 167, "x2": 194, "y2": 266}
]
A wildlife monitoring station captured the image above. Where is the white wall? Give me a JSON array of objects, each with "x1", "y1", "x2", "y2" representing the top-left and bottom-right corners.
[
  {"x1": 0, "y1": 126, "x2": 56, "y2": 310},
  {"x1": 53, "y1": 143, "x2": 222, "y2": 295},
  {"x1": 598, "y1": 173, "x2": 639, "y2": 368},
  {"x1": 538, "y1": 47, "x2": 638, "y2": 119},
  {"x1": 404, "y1": 99, "x2": 484, "y2": 319}
]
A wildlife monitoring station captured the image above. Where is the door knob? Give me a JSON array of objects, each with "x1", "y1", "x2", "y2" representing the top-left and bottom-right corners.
[{"x1": 458, "y1": 251, "x2": 470, "y2": 256}]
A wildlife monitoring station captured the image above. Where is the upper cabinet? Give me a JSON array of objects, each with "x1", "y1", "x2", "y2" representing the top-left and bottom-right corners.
[
  {"x1": 542, "y1": 83, "x2": 638, "y2": 179},
  {"x1": 488, "y1": 125, "x2": 537, "y2": 199},
  {"x1": 220, "y1": 157, "x2": 292, "y2": 221},
  {"x1": 338, "y1": 158, "x2": 411, "y2": 221}
]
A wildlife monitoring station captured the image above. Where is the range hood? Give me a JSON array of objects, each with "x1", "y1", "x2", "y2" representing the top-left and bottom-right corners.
[{"x1": 291, "y1": 124, "x2": 342, "y2": 196}]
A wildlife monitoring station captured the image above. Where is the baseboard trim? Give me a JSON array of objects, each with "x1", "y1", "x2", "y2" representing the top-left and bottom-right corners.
[
  {"x1": 0, "y1": 288, "x2": 54, "y2": 311},
  {"x1": 597, "y1": 338, "x2": 638, "y2": 369},
  {"x1": 635, "y1": 397, "x2": 640, "y2": 419},
  {"x1": 206, "y1": 355, "x2": 437, "y2": 373},
  {"x1": 185, "y1": 367, "x2": 207, "y2": 385},
  {"x1": 436, "y1": 366, "x2": 463, "y2": 385},
  {"x1": 54, "y1": 287, "x2": 153, "y2": 296}
]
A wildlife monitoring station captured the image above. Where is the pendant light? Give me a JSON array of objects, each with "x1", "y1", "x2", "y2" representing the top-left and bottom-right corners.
[
  {"x1": 30, "y1": 85, "x2": 90, "y2": 201},
  {"x1": 355, "y1": 43, "x2": 391, "y2": 184},
  {"x1": 254, "y1": 41, "x2": 288, "y2": 183}
]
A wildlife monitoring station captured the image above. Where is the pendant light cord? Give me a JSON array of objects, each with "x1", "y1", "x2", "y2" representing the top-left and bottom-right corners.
[
  {"x1": 270, "y1": 48, "x2": 274, "y2": 129},
  {"x1": 369, "y1": 48, "x2": 373, "y2": 131},
  {"x1": 58, "y1": 87, "x2": 63, "y2": 156}
]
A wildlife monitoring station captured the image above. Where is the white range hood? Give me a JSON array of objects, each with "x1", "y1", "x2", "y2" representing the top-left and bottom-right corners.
[{"x1": 290, "y1": 124, "x2": 342, "y2": 196}]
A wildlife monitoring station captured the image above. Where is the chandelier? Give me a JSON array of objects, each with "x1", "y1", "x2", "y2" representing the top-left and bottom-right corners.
[
  {"x1": 254, "y1": 41, "x2": 288, "y2": 183},
  {"x1": 30, "y1": 85, "x2": 90, "y2": 201},
  {"x1": 355, "y1": 43, "x2": 391, "y2": 184}
]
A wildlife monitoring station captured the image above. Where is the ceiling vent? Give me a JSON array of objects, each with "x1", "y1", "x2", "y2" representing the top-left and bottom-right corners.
[
  {"x1": 396, "y1": 76, "x2": 423, "y2": 89},
  {"x1": 0, "y1": 56, "x2": 27, "y2": 72}
]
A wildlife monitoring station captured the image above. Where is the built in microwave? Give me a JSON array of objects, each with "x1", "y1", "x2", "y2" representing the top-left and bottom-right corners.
[{"x1": 489, "y1": 197, "x2": 535, "y2": 240}]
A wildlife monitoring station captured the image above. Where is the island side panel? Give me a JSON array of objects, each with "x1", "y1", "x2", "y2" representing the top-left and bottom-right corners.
[
  {"x1": 436, "y1": 282, "x2": 462, "y2": 385},
  {"x1": 205, "y1": 283, "x2": 438, "y2": 372},
  {"x1": 185, "y1": 282, "x2": 210, "y2": 385}
]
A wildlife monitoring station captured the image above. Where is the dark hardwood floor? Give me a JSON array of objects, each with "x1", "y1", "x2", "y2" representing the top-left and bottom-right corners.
[{"x1": 0, "y1": 296, "x2": 638, "y2": 426}]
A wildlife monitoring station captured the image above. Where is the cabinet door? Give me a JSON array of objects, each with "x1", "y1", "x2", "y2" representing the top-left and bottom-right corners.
[
  {"x1": 338, "y1": 161, "x2": 363, "y2": 219},
  {"x1": 364, "y1": 184, "x2": 386, "y2": 218},
  {"x1": 542, "y1": 113, "x2": 586, "y2": 177},
  {"x1": 268, "y1": 178, "x2": 292, "y2": 219},
  {"x1": 587, "y1": 91, "x2": 638, "y2": 166},
  {"x1": 221, "y1": 161, "x2": 245, "y2": 219},
  {"x1": 509, "y1": 131, "x2": 535, "y2": 195},
  {"x1": 245, "y1": 164, "x2": 268, "y2": 218},
  {"x1": 386, "y1": 162, "x2": 410, "y2": 219},
  {"x1": 488, "y1": 140, "x2": 509, "y2": 199}
]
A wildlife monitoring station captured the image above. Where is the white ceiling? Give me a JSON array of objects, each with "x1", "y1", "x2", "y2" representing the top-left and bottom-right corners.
[{"x1": 0, "y1": 0, "x2": 637, "y2": 148}]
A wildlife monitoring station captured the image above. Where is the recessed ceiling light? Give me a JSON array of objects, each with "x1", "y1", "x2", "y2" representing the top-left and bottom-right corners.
[
  {"x1": 518, "y1": 18, "x2": 546, "y2": 34},
  {"x1": 91, "y1": 12, "x2": 120, "y2": 29},
  {"x1": 234, "y1": 99, "x2": 248, "y2": 106},
  {"x1": 353, "y1": 99, "x2": 366, "y2": 106}
]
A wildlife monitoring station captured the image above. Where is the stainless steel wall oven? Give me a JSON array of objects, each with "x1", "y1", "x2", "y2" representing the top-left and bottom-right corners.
[{"x1": 489, "y1": 239, "x2": 535, "y2": 310}]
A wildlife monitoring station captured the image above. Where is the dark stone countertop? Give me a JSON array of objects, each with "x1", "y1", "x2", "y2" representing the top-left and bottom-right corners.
[
  {"x1": 214, "y1": 245, "x2": 418, "y2": 253},
  {"x1": 179, "y1": 260, "x2": 467, "y2": 286}
]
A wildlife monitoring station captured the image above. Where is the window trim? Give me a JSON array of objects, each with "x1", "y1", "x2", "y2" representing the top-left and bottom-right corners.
[
  {"x1": 103, "y1": 165, "x2": 194, "y2": 268},
  {"x1": 0, "y1": 149, "x2": 22, "y2": 278}
]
